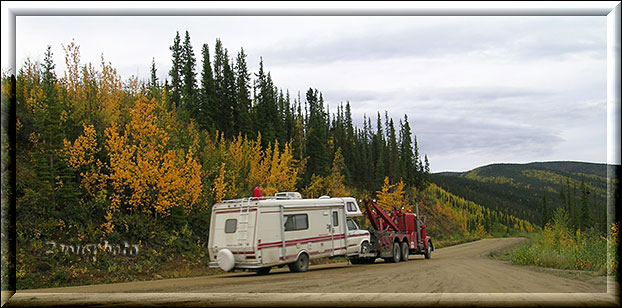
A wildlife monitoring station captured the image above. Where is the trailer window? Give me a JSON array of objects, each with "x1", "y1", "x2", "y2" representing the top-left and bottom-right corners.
[
  {"x1": 347, "y1": 202, "x2": 357, "y2": 212},
  {"x1": 284, "y1": 214, "x2": 308, "y2": 231},
  {"x1": 332, "y1": 212, "x2": 339, "y2": 226},
  {"x1": 224, "y1": 219, "x2": 237, "y2": 233}
]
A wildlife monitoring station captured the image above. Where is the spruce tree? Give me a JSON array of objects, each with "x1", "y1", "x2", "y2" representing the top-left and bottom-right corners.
[
  {"x1": 305, "y1": 88, "x2": 329, "y2": 179},
  {"x1": 253, "y1": 58, "x2": 278, "y2": 145},
  {"x1": 579, "y1": 175, "x2": 592, "y2": 230},
  {"x1": 542, "y1": 190, "x2": 550, "y2": 227},
  {"x1": 168, "y1": 31, "x2": 182, "y2": 109},
  {"x1": 387, "y1": 118, "x2": 399, "y2": 182},
  {"x1": 150, "y1": 57, "x2": 158, "y2": 89},
  {"x1": 199, "y1": 43, "x2": 216, "y2": 132},
  {"x1": 34, "y1": 46, "x2": 79, "y2": 217},
  {"x1": 399, "y1": 115, "x2": 415, "y2": 186},
  {"x1": 413, "y1": 135, "x2": 422, "y2": 187},
  {"x1": 423, "y1": 154, "x2": 430, "y2": 187},
  {"x1": 234, "y1": 47, "x2": 251, "y2": 137},
  {"x1": 221, "y1": 51, "x2": 236, "y2": 138},
  {"x1": 213, "y1": 39, "x2": 234, "y2": 137},
  {"x1": 374, "y1": 112, "x2": 386, "y2": 186},
  {"x1": 180, "y1": 30, "x2": 197, "y2": 116}
]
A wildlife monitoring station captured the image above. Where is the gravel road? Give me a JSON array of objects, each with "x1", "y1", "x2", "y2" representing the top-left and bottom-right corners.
[{"x1": 18, "y1": 237, "x2": 609, "y2": 293}]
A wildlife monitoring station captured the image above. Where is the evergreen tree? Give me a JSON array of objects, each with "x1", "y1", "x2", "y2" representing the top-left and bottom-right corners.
[
  {"x1": 148, "y1": 58, "x2": 161, "y2": 102},
  {"x1": 542, "y1": 190, "x2": 550, "y2": 227},
  {"x1": 221, "y1": 50, "x2": 236, "y2": 138},
  {"x1": 305, "y1": 88, "x2": 329, "y2": 179},
  {"x1": 253, "y1": 58, "x2": 278, "y2": 145},
  {"x1": 180, "y1": 30, "x2": 197, "y2": 115},
  {"x1": 32, "y1": 46, "x2": 79, "y2": 218},
  {"x1": 168, "y1": 31, "x2": 182, "y2": 109},
  {"x1": 413, "y1": 135, "x2": 422, "y2": 187},
  {"x1": 387, "y1": 118, "x2": 399, "y2": 182},
  {"x1": 579, "y1": 175, "x2": 592, "y2": 230},
  {"x1": 423, "y1": 154, "x2": 430, "y2": 187},
  {"x1": 399, "y1": 115, "x2": 415, "y2": 186},
  {"x1": 150, "y1": 57, "x2": 158, "y2": 89},
  {"x1": 199, "y1": 43, "x2": 216, "y2": 132},
  {"x1": 291, "y1": 94, "x2": 306, "y2": 162},
  {"x1": 213, "y1": 38, "x2": 234, "y2": 137},
  {"x1": 373, "y1": 112, "x2": 386, "y2": 186},
  {"x1": 234, "y1": 47, "x2": 252, "y2": 137}
]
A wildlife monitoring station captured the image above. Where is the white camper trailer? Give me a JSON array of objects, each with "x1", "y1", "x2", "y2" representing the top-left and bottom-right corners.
[{"x1": 208, "y1": 192, "x2": 370, "y2": 274}]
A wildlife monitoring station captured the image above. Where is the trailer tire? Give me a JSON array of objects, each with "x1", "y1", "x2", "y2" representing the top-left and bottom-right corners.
[
  {"x1": 400, "y1": 242, "x2": 409, "y2": 262},
  {"x1": 424, "y1": 241, "x2": 432, "y2": 259},
  {"x1": 288, "y1": 253, "x2": 309, "y2": 272},
  {"x1": 256, "y1": 267, "x2": 271, "y2": 275},
  {"x1": 389, "y1": 242, "x2": 401, "y2": 263}
]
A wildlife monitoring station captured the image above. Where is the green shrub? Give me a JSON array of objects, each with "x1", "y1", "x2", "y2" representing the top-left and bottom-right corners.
[{"x1": 508, "y1": 208, "x2": 616, "y2": 274}]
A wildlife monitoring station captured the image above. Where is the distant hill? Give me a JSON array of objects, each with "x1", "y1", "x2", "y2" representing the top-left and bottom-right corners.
[{"x1": 431, "y1": 161, "x2": 612, "y2": 227}]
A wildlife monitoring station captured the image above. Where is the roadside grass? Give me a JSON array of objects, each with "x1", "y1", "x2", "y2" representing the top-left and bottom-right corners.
[{"x1": 490, "y1": 211, "x2": 618, "y2": 278}]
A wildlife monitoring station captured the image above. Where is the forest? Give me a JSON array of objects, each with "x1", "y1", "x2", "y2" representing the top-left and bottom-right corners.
[
  {"x1": 3, "y1": 30, "x2": 536, "y2": 289},
  {"x1": 431, "y1": 162, "x2": 611, "y2": 232}
]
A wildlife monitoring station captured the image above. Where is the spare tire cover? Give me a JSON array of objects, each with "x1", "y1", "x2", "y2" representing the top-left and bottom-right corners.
[{"x1": 217, "y1": 249, "x2": 235, "y2": 271}]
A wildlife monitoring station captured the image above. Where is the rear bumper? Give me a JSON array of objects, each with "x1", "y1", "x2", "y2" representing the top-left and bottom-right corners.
[{"x1": 209, "y1": 261, "x2": 263, "y2": 270}]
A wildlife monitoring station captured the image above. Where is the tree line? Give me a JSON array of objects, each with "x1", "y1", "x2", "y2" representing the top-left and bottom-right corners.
[
  {"x1": 541, "y1": 175, "x2": 608, "y2": 234},
  {"x1": 11, "y1": 30, "x2": 431, "y2": 247},
  {"x1": 160, "y1": 30, "x2": 430, "y2": 191}
]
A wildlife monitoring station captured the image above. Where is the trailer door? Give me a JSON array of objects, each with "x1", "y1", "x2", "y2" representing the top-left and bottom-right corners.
[{"x1": 331, "y1": 209, "x2": 345, "y2": 255}]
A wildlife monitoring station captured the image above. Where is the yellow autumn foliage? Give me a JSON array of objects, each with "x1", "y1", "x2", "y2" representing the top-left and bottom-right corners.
[
  {"x1": 105, "y1": 94, "x2": 202, "y2": 218},
  {"x1": 251, "y1": 140, "x2": 300, "y2": 196},
  {"x1": 376, "y1": 177, "x2": 411, "y2": 211},
  {"x1": 327, "y1": 147, "x2": 349, "y2": 197},
  {"x1": 303, "y1": 174, "x2": 327, "y2": 199},
  {"x1": 63, "y1": 123, "x2": 98, "y2": 169},
  {"x1": 211, "y1": 163, "x2": 228, "y2": 203}
]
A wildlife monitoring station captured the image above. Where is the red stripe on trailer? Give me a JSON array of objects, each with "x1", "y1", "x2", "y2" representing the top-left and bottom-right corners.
[
  {"x1": 281, "y1": 247, "x2": 349, "y2": 260},
  {"x1": 257, "y1": 233, "x2": 368, "y2": 249},
  {"x1": 231, "y1": 251, "x2": 255, "y2": 255}
]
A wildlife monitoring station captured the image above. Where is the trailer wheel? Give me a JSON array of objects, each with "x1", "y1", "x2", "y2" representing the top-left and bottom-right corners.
[
  {"x1": 288, "y1": 253, "x2": 309, "y2": 272},
  {"x1": 256, "y1": 267, "x2": 271, "y2": 275},
  {"x1": 400, "y1": 242, "x2": 409, "y2": 262},
  {"x1": 389, "y1": 242, "x2": 401, "y2": 263},
  {"x1": 424, "y1": 241, "x2": 432, "y2": 259}
]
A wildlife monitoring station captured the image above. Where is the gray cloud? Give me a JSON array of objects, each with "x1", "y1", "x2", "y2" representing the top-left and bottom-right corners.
[
  {"x1": 259, "y1": 17, "x2": 605, "y2": 65},
  {"x1": 415, "y1": 117, "x2": 563, "y2": 156},
  {"x1": 15, "y1": 15, "x2": 606, "y2": 172}
]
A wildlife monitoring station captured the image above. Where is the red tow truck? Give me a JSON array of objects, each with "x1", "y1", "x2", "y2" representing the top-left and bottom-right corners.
[{"x1": 349, "y1": 199, "x2": 434, "y2": 264}]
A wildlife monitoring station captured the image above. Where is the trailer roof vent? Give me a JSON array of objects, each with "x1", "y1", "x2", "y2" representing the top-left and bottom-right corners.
[
  {"x1": 274, "y1": 192, "x2": 302, "y2": 199},
  {"x1": 318, "y1": 195, "x2": 331, "y2": 199}
]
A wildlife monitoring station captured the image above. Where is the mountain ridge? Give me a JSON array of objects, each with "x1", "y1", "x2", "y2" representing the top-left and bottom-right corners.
[{"x1": 430, "y1": 161, "x2": 612, "y2": 229}]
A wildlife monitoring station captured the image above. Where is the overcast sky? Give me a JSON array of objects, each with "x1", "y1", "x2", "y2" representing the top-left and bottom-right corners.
[{"x1": 15, "y1": 15, "x2": 608, "y2": 173}]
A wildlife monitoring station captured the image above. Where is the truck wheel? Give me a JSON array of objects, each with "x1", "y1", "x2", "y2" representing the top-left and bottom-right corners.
[
  {"x1": 360, "y1": 241, "x2": 370, "y2": 254},
  {"x1": 288, "y1": 253, "x2": 309, "y2": 272},
  {"x1": 256, "y1": 267, "x2": 271, "y2": 275},
  {"x1": 400, "y1": 242, "x2": 409, "y2": 262},
  {"x1": 424, "y1": 241, "x2": 432, "y2": 259},
  {"x1": 390, "y1": 242, "x2": 401, "y2": 263}
]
